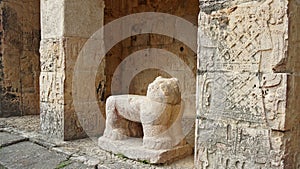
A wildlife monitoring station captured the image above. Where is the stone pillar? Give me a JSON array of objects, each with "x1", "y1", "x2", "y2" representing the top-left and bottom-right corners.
[
  {"x1": 40, "y1": 0, "x2": 105, "y2": 140},
  {"x1": 196, "y1": 0, "x2": 300, "y2": 168}
]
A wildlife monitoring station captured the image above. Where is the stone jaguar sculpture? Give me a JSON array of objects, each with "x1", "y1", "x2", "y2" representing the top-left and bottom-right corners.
[{"x1": 103, "y1": 76, "x2": 188, "y2": 150}]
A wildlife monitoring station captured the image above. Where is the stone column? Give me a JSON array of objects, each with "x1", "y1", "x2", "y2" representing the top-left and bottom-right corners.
[
  {"x1": 196, "y1": 0, "x2": 300, "y2": 168},
  {"x1": 40, "y1": 0, "x2": 105, "y2": 140}
]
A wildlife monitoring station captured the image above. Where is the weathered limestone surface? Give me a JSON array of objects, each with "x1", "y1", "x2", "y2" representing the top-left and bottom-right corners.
[
  {"x1": 40, "y1": 0, "x2": 105, "y2": 140},
  {"x1": 0, "y1": 0, "x2": 40, "y2": 117},
  {"x1": 196, "y1": 0, "x2": 300, "y2": 168},
  {"x1": 0, "y1": 132, "x2": 27, "y2": 147},
  {"x1": 102, "y1": 0, "x2": 199, "y2": 147},
  {"x1": 99, "y1": 137, "x2": 193, "y2": 164},
  {"x1": 99, "y1": 77, "x2": 192, "y2": 164},
  {"x1": 0, "y1": 117, "x2": 194, "y2": 169},
  {"x1": 0, "y1": 141, "x2": 68, "y2": 169}
]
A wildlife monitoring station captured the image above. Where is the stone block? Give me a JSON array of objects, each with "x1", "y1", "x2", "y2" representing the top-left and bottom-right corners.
[
  {"x1": 198, "y1": 0, "x2": 288, "y2": 73},
  {"x1": 198, "y1": 72, "x2": 264, "y2": 124},
  {"x1": 131, "y1": 34, "x2": 150, "y2": 47},
  {"x1": 64, "y1": 37, "x2": 88, "y2": 73},
  {"x1": 63, "y1": 107, "x2": 87, "y2": 140},
  {"x1": 0, "y1": 141, "x2": 68, "y2": 169},
  {"x1": 0, "y1": 132, "x2": 27, "y2": 147},
  {"x1": 98, "y1": 137, "x2": 193, "y2": 164},
  {"x1": 64, "y1": 100, "x2": 105, "y2": 139},
  {"x1": 40, "y1": 39, "x2": 64, "y2": 73},
  {"x1": 195, "y1": 118, "x2": 281, "y2": 168},
  {"x1": 40, "y1": 72, "x2": 64, "y2": 103},
  {"x1": 198, "y1": 72, "x2": 289, "y2": 130},
  {"x1": 72, "y1": 71, "x2": 97, "y2": 103},
  {"x1": 64, "y1": 0, "x2": 104, "y2": 38},
  {"x1": 40, "y1": 102, "x2": 64, "y2": 139},
  {"x1": 21, "y1": 92, "x2": 39, "y2": 115},
  {"x1": 41, "y1": 0, "x2": 64, "y2": 39},
  {"x1": 149, "y1": 34, "x2": 174, "y2": 46}
]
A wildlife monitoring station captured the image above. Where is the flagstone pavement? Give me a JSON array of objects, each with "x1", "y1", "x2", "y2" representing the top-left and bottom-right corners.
[{"x1": 0, "y1": 116, "x2": 194, "y2": 169}]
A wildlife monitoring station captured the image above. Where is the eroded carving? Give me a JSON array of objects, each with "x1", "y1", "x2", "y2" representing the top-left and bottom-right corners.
[
  {"x1": 199, "y1": 0, "x2": 287, "y2": 72},
  {"x1": 262, "y1": 74, "x2": 287, "y2": 130},
  {"x1": 196, "y1": 119, "x2": 275, "y2": 169},
  {"x1": 199, "y1": 72, "x2": 266, "y2": 123},
  {"x1": 197, "y1": 0, "x2": 292, "y2": 167}
]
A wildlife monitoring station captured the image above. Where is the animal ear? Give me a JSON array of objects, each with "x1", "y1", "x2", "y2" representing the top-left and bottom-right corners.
[
  {"x1": 171, "y1": 77, "x2": 179, "y2": 83},
  {"x1": 156, "y1": 76, "x2": 163, "y2": 80}
]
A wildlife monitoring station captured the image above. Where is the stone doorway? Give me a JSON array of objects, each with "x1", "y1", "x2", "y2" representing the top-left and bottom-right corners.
[
  {"x1": 99, "y1": 0, "x2": 200, "y2": 149},
  {"x1": 39, "y1": 1, "x2": 200, "y2": 159}
]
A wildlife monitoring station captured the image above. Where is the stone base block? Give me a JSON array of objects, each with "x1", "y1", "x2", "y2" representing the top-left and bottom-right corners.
[{"x1": 98, "y1": 137, "x2": 193, "y2": 164}]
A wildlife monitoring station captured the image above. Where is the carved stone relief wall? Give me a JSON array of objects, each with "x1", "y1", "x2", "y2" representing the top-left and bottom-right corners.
[{"x1": 196, "y1": 0, "x2": 300, "y2": 168}]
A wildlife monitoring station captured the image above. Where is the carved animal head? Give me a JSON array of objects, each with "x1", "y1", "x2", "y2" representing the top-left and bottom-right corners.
[{"x1": 146, "y1": 76, "x2": 181, "y2": 105}]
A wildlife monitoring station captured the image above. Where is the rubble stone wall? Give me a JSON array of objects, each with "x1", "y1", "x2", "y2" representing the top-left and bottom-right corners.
[
  {"x1": 0, "y1": 0, "x2": 40, "y2": 117},
  {"x1": 196, "y1": 0, "x2": 300, "y2": 168}
]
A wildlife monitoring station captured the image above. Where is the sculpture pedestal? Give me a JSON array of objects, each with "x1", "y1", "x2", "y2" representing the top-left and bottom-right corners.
[{"x1": 98, "y1": 137, "x2": 193, "y2": 164}]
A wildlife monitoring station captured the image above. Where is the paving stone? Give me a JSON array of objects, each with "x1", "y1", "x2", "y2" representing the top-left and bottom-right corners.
[
  {"x1": 0, "y1": 141, "x2": 68, "y2": 169},
  {"x1": 0, "y1": 120, "x2": 6, "y2": 129},
  {"x1": 98, "y1": 162, "x2": 139, "y2": 169},
  {"x1": 0, "y1": 132, "x2": 27, "y2": 147},
  {"x1": 63, "y1": 161, "x2": 94, "y2": 169},
  {"x1": 0, "y1": 163, "x2": 7, "y2": 169},
  {"x1": 0, "y1": 116, "x2": 195, "y2": 169}
]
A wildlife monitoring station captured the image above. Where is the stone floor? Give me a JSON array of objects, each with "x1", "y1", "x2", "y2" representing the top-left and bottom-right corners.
[{"x1": 0, "y1": 116, "x2": 194, "y2": 169}]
